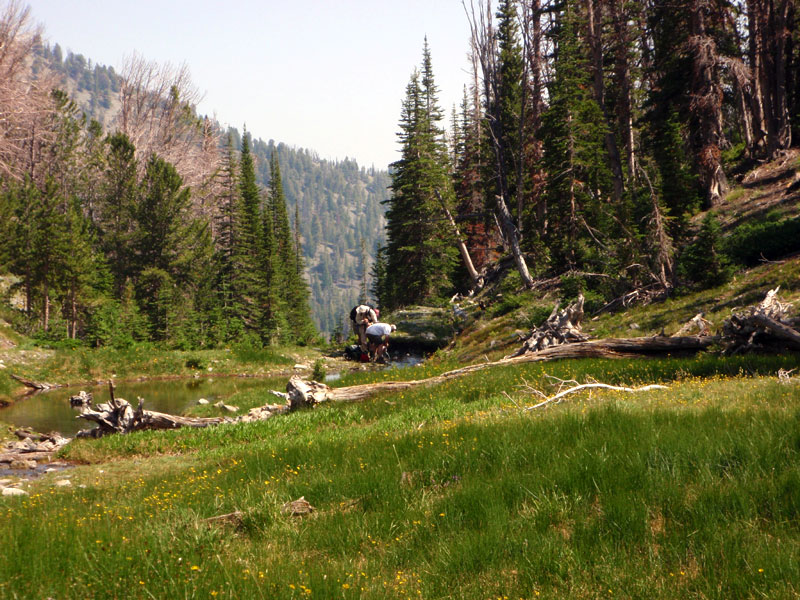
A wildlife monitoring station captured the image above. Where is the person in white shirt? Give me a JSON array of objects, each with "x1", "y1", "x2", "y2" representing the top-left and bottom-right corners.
[{"x1": 365, "y1": 322, "x2": 396, "y2": 363}]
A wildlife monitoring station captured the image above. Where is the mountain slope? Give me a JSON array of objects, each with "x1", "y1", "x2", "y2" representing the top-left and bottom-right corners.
[{"x1": 34, "y1": 42, "x2": 390, "y2": 335}]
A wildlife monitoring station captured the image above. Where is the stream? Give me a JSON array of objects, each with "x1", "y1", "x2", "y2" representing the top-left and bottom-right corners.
[
  {"x1": 2, "y1": 353, "x2": 426, "y2": 436},
  {"x1": 1, "y1": 377, "x2": 284, "y2": 437}
]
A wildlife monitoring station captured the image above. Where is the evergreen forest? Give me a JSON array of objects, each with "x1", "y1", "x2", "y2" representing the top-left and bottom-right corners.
[
  {"x1": 377, "y1": 0, "x2": 800, "y2": 313},
  {"x1": 0, "y1": 2, "x2": 390, "y2": 345},
  {"x1": 4, "y1": 0, "x2": 800, "y2": 348}
]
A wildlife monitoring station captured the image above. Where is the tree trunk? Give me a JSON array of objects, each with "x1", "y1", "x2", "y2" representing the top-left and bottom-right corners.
[
  {"x1": 435, "y1": 190, "x2": 482, "y2": 287},
  {"x1": 43, "y1": 276, "x2": 50, "y2": 332},
  {"x1": 771, "y1": 0, "x2": 792, "y2": 153},
  {"x1": 689, "y1": 0, "x2": 728, "y2": 207},
  {"x1": 639, "y1": 166, "x2": 674, "y2": 289},
  {"x1": 70, "y1": 287, "x2": 78, "y2": 339},
  {"x1": 611, "y1": 0, "x2": 636, "y2": 179},
  {"x1": 748, "y1": 0, "x2": 793, "y2": 158},
  {"x1": 587, "y1": 0, "x2": 625, "y2": 202}
]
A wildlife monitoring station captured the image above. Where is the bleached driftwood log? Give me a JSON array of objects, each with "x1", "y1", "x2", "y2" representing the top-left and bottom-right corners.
[
  {"x1": 674, "y1": 313, "x2": 712, "y2": 337},
  {"x1": 722, "y1": 287, "x2": 800, "y2": 354},
  {"x1": 507, "y1": 295, "x2": 589, "y2": 358},
  {"x1": 10, "y1": 373, "x2": 61, "y2": 391},
  {"x1": 74, "y1": 378, "x2": 311, "y2": 437},
  {"x1": 524, "y1": 381, "x2": 668, "y2": 410},
  {"x1": 76, "y1": 396, "x2": 231, "y2": 438}
]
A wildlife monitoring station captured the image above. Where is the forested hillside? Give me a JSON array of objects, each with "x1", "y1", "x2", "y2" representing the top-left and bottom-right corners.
[
  {"x1": 29, "y1": 34, "x2": 390, "y2": 335},
  {"x1": 0, "y1": 3, "x2": 389, "y2": 346},
  {"x1": 378, "y1": 0, "x2": 800, "y2": 314}
]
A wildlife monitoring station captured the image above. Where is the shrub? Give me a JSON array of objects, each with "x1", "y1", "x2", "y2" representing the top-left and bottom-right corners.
[
  {"x1": 678, "y1": 213, "x2": 733, "y2": 288},
  {"x1": 722, "y1": 214, "x2": 800, "y2": 265},
  {"x1": 85, "y1": 297, "x2": 148, "y2": 349},
  {"x1": 312, "y1": 359, "x2": 327, "y2": 381},
  {"x1": 185, "y1": 356, "x2": 205, "y2": 370},
  {"x1": 488, "y1": 293, "x2": 525, "y2": 318},
  {"x1": 560, "y1": 273, "x2": 584, "y2": 299}
]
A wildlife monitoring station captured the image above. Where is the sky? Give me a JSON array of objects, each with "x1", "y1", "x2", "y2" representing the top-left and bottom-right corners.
[{"x1": 29, "y1": 0, "x2": 474, "y2": 169}]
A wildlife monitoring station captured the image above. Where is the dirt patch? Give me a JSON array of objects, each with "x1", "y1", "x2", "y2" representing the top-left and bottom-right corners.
[
  {"x1": 0, "y1": 349, "x2": 54, "y2": 367},
  {"x1": 714, "y1": 149, "x2": 800, "y2": 231}
]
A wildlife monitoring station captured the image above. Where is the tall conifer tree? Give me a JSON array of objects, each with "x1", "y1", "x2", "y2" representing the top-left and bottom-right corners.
[
  {"x1": 236, "y1": 130, "x2": 269, "y2": 337},
  {"x1": 213, "y1": 133, "x2": 244, "y2": 340},
  {"x1": 383, "y1": 41, "x2": 458, "y2": 308},
  {"x1": 269, "y1": 152, "x2": 314, "y2": 343},
  {"x1": 540, "y1": 1, "x2": 613, "y2": 271}
]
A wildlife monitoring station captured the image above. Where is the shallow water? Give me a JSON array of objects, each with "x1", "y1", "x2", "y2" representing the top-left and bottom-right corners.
[
  {"x1": 324, "y1": 352, "x2": 424, "y2": 383},
  {"x1": 1, "y1": 377, "x2": 286, "y2": 437}
]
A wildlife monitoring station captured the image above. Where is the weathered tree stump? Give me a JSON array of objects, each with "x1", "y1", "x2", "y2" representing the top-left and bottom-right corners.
[
  {"x1": 722, "y1": 287, "x2": 800, "y2": 354},
  {"x1": 507, "y1": 295, "x2": 589, "y2": 358}
]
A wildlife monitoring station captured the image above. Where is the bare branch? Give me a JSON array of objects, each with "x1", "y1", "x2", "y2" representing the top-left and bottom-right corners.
[{"x1": 524, "y1": 382, "x2": 668, "y2": 411}]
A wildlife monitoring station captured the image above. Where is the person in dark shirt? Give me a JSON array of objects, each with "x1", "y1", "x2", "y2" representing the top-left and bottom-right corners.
[{"x1": 349, "y1": 304, "x2": 378, "y2": 351}]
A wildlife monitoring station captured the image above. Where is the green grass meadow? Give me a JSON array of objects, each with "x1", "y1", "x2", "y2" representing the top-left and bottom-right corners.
[{"x1": 2, "y1": 355, "x2": 800, "y2": 599}]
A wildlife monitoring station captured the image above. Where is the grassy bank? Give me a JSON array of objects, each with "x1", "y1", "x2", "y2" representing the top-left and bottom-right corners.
[{"x1": 2, "y1": 355, "x2": 799, "y2": 598}]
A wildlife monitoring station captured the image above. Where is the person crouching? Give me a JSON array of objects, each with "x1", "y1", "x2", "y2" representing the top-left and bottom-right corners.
[{"x1": 366, "y1": 322, "x2": 396, "y2": 364}]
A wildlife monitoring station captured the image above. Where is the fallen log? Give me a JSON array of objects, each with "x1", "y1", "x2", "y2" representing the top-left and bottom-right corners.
[
  {"x1": 76, "y1": 397, "x2": 231, "y2": 438},
  {"x1": 750, "y1": 314, "x2": 800, "y2": 349},
  {"x1": 295, "y1": 336, "x2": 715, "y2": 407},
  {"x1": 10, "y1": 373, "x2": 60, "y2": 391},
  {"x1": 507, "y1": 295, "x2": 588, "y2": 358},
  {"x1": 70, "y1": 335, "x2": 716, "y2": 437}
]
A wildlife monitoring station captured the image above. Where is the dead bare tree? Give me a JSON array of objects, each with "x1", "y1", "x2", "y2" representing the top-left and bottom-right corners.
[
  {"x1": 639, "y1": 165, "x2": 674, "y2": 289},
  {"x1": 115, "y1": 53, "x2": 222, "y2": 212},
  {"x1": 464, "y1": 0, "x2": 535, "y2": 289},
  {"x1": 0, "y1": 0, "x2": 56, "y2": 183},
  {"x1": 688, "y1": 0, "x2": 729, "y2": 207}
]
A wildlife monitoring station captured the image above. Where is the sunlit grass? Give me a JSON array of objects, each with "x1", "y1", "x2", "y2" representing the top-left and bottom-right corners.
[{"x1": 3, "y1": 355, "x2": 799, "y2": 598}]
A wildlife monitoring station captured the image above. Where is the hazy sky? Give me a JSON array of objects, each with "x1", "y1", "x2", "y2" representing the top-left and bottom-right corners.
[{"x1": 29, "y1": 0, "x2": 474, "y2": 169}]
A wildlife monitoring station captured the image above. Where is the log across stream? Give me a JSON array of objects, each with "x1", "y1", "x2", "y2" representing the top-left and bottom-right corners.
[{"x1": 72, "y1": 335, "x2": 715, "y2": 438}]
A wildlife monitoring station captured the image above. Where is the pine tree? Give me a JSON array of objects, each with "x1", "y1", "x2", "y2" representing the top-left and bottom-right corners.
[
  {"x1": 131, "y1": 154, "x2": 212, "y2": 343},
  {"x1": 358, "y1": 237, "x2": 369, "y2": 304},
  {"x1": 213, "y1": 134, "x2": 244, "y2": 341},
  {"x1": 643, "y1": 0, "x2": 703, "y2": 233},
  {"x1": 452, "y1": 87, "x2": 492, "y2": 280},
  {"x1": 236, "y1": 130, "x2": 269, "y2": 339},
  {"x1": 269, "y1": 151, "x2": 314, "y2": 343},
  {"x1": 383, "y1": 42, "x2": 458, "y2": 308},
  {"x1": 539, "y1": 1, "x2": 614, "y2": 272},
  {"x1": 493, "y1": 0, "x2": 526, "y2": 225},
  {"x1": 370, "y1": 244, "x2": 389, "y2": 310},
  {"x1": 61, "y1": 196, "x2": 107, "y2": 339},
  {"x1": 98, "y1": 132, "x2": 138, "y2": 297}
]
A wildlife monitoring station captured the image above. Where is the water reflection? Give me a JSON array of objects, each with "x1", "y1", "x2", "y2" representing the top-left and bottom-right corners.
[
  {"x1": 1, "y1": 377, "x2": 285, "y2": 436},
  {"x1": 325, "y1": 353, "x2": 425, "y2": 383}
]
